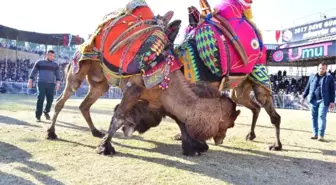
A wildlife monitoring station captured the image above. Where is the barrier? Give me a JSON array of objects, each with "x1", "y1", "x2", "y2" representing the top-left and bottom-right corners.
[
  {"x1": 0, "y1": 81, "x2": 334, "y2": 112},
  {"x1": 0, "y1": 81, "x2": 123, "y2": 99}
]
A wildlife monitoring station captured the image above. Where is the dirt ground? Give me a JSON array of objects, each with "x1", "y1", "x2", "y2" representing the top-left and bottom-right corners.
[{"x1": 0, "y1": 94, "x2": 335, "y2": 185}]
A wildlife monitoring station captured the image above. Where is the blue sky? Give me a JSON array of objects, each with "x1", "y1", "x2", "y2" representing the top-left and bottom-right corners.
[{"x1": 0, "y1": 0, "x2": 335, "y2": 44}]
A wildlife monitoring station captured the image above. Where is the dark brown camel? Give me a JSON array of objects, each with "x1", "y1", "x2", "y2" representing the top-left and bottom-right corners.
[
  {"x1": 109, "y1": 8, "x2": 282, "y2": 152},
  {"x1": 96, "y1": 69, "x2": 240, "y2": 156}
]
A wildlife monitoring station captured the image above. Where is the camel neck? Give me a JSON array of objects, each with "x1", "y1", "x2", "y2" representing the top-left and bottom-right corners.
[{"x1": 161, "y1": 70, "x2": 198, "y2": 122}]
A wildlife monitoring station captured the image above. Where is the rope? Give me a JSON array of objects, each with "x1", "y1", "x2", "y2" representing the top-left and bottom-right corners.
[{"x1": 109, "y1": 25, "x2": 163, "y2": 55}]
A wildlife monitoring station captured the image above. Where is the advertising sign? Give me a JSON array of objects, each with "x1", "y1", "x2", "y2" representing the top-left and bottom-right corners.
[
  {"x1": 282, "y1": 17, "x2": 336, "y2": 43},
  {"x1": 271, "y1": 40, "x2": 336, "y2": 62}
]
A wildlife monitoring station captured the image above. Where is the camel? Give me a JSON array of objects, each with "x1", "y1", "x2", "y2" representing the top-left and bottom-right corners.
[
  {"x1": 48, "y1": 0, "x2": 240, "y2": 156},
  {"x1": 107, "y1": 0, "x2": 282, "y2": 152}
]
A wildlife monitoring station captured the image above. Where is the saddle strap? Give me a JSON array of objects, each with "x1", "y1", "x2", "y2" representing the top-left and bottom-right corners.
[
  {"x1": 198, "y1": 0, "x2": 249, "y2": 67},
  {"x1": 218, "y1": 76, "x2": 229, "y2": 92},
  {"x1": 109, "y1": 25, "x2": 163, "y2": 55},
  {"x1": 199, "y1": 0, "x2": 212, "y2": 16},
  {"x1": 214, "y1": 14, "x2": 249, "y2": 66},
  {"x1": 109, "y1": 19, "x2": 158, "y2": 53}
]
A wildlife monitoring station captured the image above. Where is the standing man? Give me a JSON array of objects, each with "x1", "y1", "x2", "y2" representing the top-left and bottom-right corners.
[
  {"x1": 301, "y1": 62, "x2": 335, "y2": 141},
  {"x1": 27, "y1": 50, "x2": 61, "y2": 122}
]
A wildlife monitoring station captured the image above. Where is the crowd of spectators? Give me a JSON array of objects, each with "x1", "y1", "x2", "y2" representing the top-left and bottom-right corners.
[
  {"x1": 270, "y1": 70, "x2": 336, "y2": 95},
  {"x1": 0, "y1": 42, "x2": 69, "y2": 60},
  {"x1": 0, "y1": 58, "x2": 34, "y2": 82},
  {"x1": 0, "y1": 58, "x2": 69, "y2": 84}
]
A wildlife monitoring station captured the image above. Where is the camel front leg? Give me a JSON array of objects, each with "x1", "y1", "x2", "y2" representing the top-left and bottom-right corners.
[
  {"x1": 96, "y1": 81, "x2": 144, "y2": 155},
  {"x1": 96, "y1": 115, "x2": 124, "y2": 155}
]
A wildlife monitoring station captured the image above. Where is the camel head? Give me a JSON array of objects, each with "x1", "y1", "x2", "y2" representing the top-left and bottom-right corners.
[
  {"x1": 213, "y1": 101, "x2": 241, "y2": 145},
  {"x1": 117, "y1": 100, "x2": 165, "y2": 138}
]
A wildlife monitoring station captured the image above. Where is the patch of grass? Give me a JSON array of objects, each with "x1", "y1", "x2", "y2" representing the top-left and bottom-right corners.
[{"x1": 0, "y1": 94, "x2": 335, "y2": 185}]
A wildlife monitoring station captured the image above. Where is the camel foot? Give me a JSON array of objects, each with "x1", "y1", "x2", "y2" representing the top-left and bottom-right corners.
[
  {"x1": 91, "y1": 129, "x2": 105, "y2": 138},
  {"x1": 173, "y1": 133, "x2": 182, "y2": 141},
  {"x1": 246, "y1": 132, "x2": 256, "y2": 141},
  {"x1": 195, "y1": 142, "x2": 209, "y2": 153},
  {"x1": 181, "y1": 140, "x2": 200, "y2": 156},
  {"x1": 96, "y1": 142, "x2": 116, "y2": 155},
  {"x1": 269, "y1": 142, "x2": 282, "y2": 151},
  {"x1": 46, "y1": 129, "x2": 58, "y2": 140}
]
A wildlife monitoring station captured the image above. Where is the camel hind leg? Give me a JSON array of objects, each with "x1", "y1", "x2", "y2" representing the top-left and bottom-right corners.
[
  {"x1": 252, "y1": 82, "x2": 282, "y2": 151},
  {"x1": 231, "y1": 80, "x2": 261, "y2": 141},
  {"x1": 47, "y1": 61, "x2": 91, "y2": 139}
]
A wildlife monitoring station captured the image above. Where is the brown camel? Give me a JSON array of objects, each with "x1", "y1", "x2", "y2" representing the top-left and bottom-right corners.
[{"x1": 47, "y1": 3, "x2": 178, "y2": 140}]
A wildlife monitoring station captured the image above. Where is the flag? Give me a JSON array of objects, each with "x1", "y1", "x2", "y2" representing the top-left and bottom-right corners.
[
  {"x1": 275, "y1": 30, "x2": 281, "y2": 43},
  {"x1": 76, "y1": 35, "x2": 81, "y2": 44},
  {"x1": 63, "y1": 35, "x2": 67, "y2": 46}
]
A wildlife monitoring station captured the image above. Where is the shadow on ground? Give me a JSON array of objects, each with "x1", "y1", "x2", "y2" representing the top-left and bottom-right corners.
[
  {"x1": 16, "y1": 100, "x2": 115, "y2": 116},
  {"x1": 0, "y1": 141, "x2": 64, "y2": 185},
  {"x1": 0, "y1": 115, "x2": 40, "y2": 128},
  {"x1": 49, "y1": 135, "x2": 336, "y2": 185}
]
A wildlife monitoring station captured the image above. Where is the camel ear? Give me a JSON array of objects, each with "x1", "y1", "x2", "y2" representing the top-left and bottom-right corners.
[
  {"x1": 165, "y1": 20, "x2": 182, "y2": 43},
  {"x1": 231, "y1": 110, "x2": 241, "y2": 120},
  {"x1": 162, "y1": 11, "x2": 174, "y2": 25},
  {"x1": 188, "y1": 6, "x2": 200, "y2": 27}
]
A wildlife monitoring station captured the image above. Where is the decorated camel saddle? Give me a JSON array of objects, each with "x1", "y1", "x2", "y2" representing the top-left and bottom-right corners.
[
  {"x1": 71, "y1": 0, "x2": 182, "y2": 89},
  {"x1": 175, "y1": 0, "x2": 270, "y2": 91}
]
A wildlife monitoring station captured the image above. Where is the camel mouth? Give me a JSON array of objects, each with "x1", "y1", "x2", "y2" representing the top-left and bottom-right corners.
[
  {"x1": 214, "y1": 141, "x2": 223, "y2": 146},
  {"x1": 122, "y1": 125, "x2": 135, "y2": 138},
  {"x1": 213, "y1": 137, "x2": 224, "y2": 146}
]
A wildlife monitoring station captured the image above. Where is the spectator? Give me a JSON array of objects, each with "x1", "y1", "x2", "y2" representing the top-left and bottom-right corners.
[
  {"x1": 301, "y1": 62, "x2": 335, "y2": 141},
  {"x1": 27, "y1": 50, "x2": 61, "y2": 122}
]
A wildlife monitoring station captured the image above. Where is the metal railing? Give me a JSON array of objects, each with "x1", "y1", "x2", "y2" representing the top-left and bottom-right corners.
[
  {"x1": 0, "y1": 81, "x2": 123, "y2": 99},
  {"x1": 0, "y1": 81, "x2": 335, "y2": 112}
]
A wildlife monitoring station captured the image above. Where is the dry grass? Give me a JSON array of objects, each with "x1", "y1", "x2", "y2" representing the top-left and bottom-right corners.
[{"x1": 0, "y1": 94, "x2": 335, "y2": 185}]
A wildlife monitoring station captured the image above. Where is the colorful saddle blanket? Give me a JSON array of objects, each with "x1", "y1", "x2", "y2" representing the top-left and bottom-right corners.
[
  {"x1": 96, "y1": 1, "x2": 168, "y2": 75},
  {"x1": 193, "y1": 0, "x2": 266, "y2": 77},
  {"x1": 70, "y1": 0, "x2": 182, "y2": 88},
  {"x1": 247, "y1": 64, "x2": 272, "y2": 93},
  {"x1": 175, "y1": 41, "x2": 271, "y2": 92},
  {"x1": 175, "y1": 40, "x2": 222, "y2": 83}
]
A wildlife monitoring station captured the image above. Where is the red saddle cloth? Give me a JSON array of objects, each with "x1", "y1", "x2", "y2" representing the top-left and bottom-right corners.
[{"x1": 95, "y1": 5, "x2": 169, "y2": 75}]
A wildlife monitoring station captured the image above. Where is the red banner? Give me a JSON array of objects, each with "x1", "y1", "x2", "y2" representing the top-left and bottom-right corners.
[
  {"x1": 275, "y1": 30, "x2": 281, "y2": 43},
  {"x1": 63, "y1": 35, "x2": 67, "y2": 46},
  {"x1": 76, "y1": 35, "x2": 81, "y2": 44}
]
